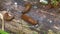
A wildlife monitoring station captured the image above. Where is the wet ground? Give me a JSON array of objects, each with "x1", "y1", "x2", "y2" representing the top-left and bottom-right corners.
[{"x1": 0, "y1": 0, "x2": 60, "y2": 34}]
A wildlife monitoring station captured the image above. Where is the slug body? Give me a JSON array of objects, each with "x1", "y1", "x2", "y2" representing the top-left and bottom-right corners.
[
  {"x1": 3, "y1": 13, "x2": 14, "y2": 21},
  {"x1": 22, "y1": 3, "x2": 32, "y2": 14},
  {"x1": 21, "y1": 14, "x2": 37, "y2": 25}
]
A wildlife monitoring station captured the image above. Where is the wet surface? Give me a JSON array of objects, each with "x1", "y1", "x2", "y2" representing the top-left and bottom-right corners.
[{"x1": 0, "y1": 0, "x2": 60, "y2": 34}]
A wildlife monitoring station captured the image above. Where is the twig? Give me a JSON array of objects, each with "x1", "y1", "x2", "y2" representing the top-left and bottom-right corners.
[{"x1": 0, "y1": 13, "x2": 4, "y2": 31}]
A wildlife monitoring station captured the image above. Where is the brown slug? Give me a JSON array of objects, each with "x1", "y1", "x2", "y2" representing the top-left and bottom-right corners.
[
  {"x1": 3, "y1": 13, "x2": 14, "y2": 21},
  {"x1": 21, "y1": 14, "x2": 37, "y2": 25},
  {"x1": 22, "y1": 3, "x2": 32, "y2": 14}
]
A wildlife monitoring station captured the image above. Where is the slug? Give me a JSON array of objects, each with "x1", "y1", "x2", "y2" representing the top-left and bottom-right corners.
[
  {"x1": 3, "y1": 13, "x2": 14, "y2": 21},
  {"x1": 21, "y1": 14, "x2": 37, "y2": 25},
  {"x1": 22, "y1": 3, "x2": 32, "y2": 14}
]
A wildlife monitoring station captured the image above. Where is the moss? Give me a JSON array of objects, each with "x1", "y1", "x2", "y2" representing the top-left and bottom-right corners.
[
  {"x1": 0, "y1": 29, "x2": 9, "y2": 34},
  {"x1": 48, "y1": 30, "x2": 56, "y2": 34}
]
